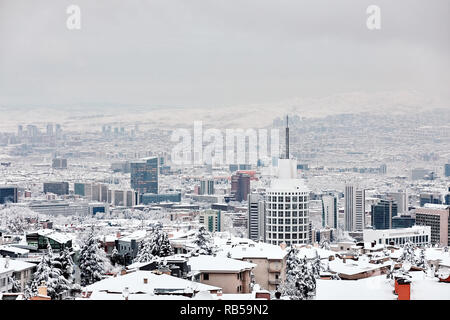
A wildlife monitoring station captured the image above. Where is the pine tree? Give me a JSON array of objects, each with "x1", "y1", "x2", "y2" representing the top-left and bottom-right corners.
[
  {"x1": 79, "y1": 231, "x2": 106, "y2": 287},
  {"x1": 278, "y1": 248, "x2": 317, "y2": 300},
  {"x1": 53, "y1": 248, "x2": 75, "y2": 283},
  {"x1": 416, "y1": 247, "x2": 427, "y2": 269},
  {"x1": 192, "y1": 226, "x2": 215, "y2": 255},
  {"x1": 399, "y1": 241, "x2": 416, "y2": 265},
  {"x1": 152, "y1": 228, "x2": 174, "y2": 257},
  {"x1": 134, "y1": 237, "x2": 155, "y2": 263},
  {"x1": 8, "y1": 275, "x2": 21, "y2": 293},
  {"x1": 25, "y1": 242, "x2": 70, "y2": 299},
  {"x1": 320, "y1": 240, "x2": 330, "y2": 251},
  {"x1": 110, "y1": 247, "x2": 121, "y2": 266},
  {"x1": 311, "y1": 252, "x2": 322, "y2": 279}
]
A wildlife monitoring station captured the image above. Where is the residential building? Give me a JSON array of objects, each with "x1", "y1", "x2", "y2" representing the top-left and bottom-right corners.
[
  {"x1": 199, "y1": 210, "x2": 222, "y2": 233},
  {"x1": 188, "y1": 255, "x2": 256, "y2": 294},
  {"x1": 227, "y1": 243, "x2": 287, "y2": 291}
]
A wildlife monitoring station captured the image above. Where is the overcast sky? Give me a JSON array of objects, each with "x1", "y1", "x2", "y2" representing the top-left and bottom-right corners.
[{"x1": 0, "y1": 0, "x2": 449, "y2": 109}]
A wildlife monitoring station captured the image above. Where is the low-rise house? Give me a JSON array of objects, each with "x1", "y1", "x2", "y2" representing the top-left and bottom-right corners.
[
  {"x1": 0, "y1": 245, "x2": 29, "y2": 258},
  {"x1": 26, "y1": 229, "x2": 72, "y2": 251},
  {"x1": 225, "y1": 243, "x2": 287, "y2": 291},
  {"x1": 188, "y1": 255, "x2": 256, "y2": 294},
  {"x1": 114, "y1": 230, "x2": 147, "y2": 264},
  {"x1": 0, "y1": 257, "x2": 36, "y2": 291},
  {"x1": 83, "y1": 270, "x2": 221, "y2": 299}
]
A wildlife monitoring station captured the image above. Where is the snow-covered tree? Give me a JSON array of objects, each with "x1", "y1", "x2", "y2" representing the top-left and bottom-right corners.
[
  {"x1": 53, "y1": 248, "x2": 75, "y2": 283},
  {"x1": 415, "y1": 247, "x2": 427, "y2": 270},
  {"x1": 278, "y1": 248, "x2": 317, "y2": 300},
  {"x1": 8, "y1": 275, "x2": 21, "y2": 293},
  {"x1": 311, "y1": 251, "x2": 323, "y2": 279},
  {"x1": 152, "y1": 228, "x2": 174, "y2": 257},
  {"x1": 320, "y1": 240, "x2": 330, "y2": 251},
  {"x1": 0, "y1": 206, "x2": 41, "y2": 234},
  {"x1": 78, "y1": 230, "x2": 106, "y2": 287},
  {"x1": 25, "y1": 242, "x2": 70, "y2": 299},
  {"x1": 110, "y1": 247, "x2": 122, "y2": 266},
  {"x1": 399, "y1": 241, "x2": 416, "y2": 265},
  {"x1": 192, "y1": 226, "x2": 215, "y2": 255},
  {"x1": 135, "y1": 227, "x2": 174, "y2": 262},
  {"x1": 134, "y1": 237, "x2": 156, "y2": 263}
]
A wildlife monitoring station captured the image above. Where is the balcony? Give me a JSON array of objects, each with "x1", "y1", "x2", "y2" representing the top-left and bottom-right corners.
[{"x1": 269, "y1": 279, "x2": 281, "y2": 285}]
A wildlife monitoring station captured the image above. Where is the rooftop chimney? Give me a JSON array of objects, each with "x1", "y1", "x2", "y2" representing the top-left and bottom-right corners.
[{"x1": 38, "y1": 281, "x2": 48, "y2": 297}]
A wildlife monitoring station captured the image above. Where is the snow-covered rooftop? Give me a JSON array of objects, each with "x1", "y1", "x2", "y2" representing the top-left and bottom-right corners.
[
  {"x1": 0, "y1": 257, "x2": 36, "y2": 273},
  {"x1": 85, "y1": 271, "x2": 221, "y2": 294},
  {"x1": 188, "y1": 255, "x2": 257, "y2": 273}
]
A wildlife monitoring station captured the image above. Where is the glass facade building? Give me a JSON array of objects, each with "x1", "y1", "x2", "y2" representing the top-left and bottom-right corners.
[{"x1": 130, "y1": 157, "x2": 158, "y2": 194}]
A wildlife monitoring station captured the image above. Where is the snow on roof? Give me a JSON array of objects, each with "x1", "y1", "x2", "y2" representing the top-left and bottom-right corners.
[
  {"x1": 0, "y1": 245, "x2": 29, "y2": 255},
  {"x1": 424, "y1": 248, "x2": 450, "y2": 267},
  {"x1": 328, "y1": 258, "x2": 392, "y2": 276},
  {"x1": 296, "y1": 247, "x2": 336, "y2": 260},
  {"x1": 316, "y1": 271, "x2": 450, "y2": 300},
  {"x1": 83, "y1": 291, "x2": 192, "y2": 300},
  {"x1": 268, "y1": 179, "x2": 309, "y2": 192},
  {"x1": 0, "y1": 257, "x2": 35, "y2": 273},
  {"x1": 85, "y1": 271, "x2": 221, "y2": 294},
  {"x1": 188, "y1": 255, "x2": 256, "y2": 273},
  {"x1": 222, "y1": 243, "x2": 288, "y2": 260},
  {"x1": 31, "y1": 229, "x2": 72, "y2": 244},
  {"x1": 119, "y1": 230, "x2": 147, "y2": 242},
  {"x1": 316, "y1": 275, "x2": 395, "y2": 300}
]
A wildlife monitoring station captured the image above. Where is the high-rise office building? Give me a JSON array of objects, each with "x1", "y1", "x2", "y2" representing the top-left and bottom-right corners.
[
  {"x1": 386, "y1": 191, "x2": 408, "y2": 214},
  {"x1": 52, "y1": 158, "x2": 67, "y2": 169},
  {"x1": 445, "y1": 163, "x2": 450, "y2": 178},
  {"x1": 322, "y1": 195, "x2": 337, "y2": 229},
  {"x1": 415, "y1": 205, "x2": 450, "y2": 246},
  {"x1": 199, "y1": 210, "x2": 222, "y2": 232},
  {"x1": 231, "y1": 172, "x2": 250, "y2": 202},
  {"x1": 0, "y1": 186, "x2": 18, "y2": 204},
  {"x1": 265, "y1": 117, "x2": 310, "y2": 246},
  {"x1": 344, "y1": 185, "x2": 365, "y2": 232},
  {"x1": 247, "y1": 194, "x2": 266, "y2": 242},
  {"x1": 46, "y1": 123, "x2": 54, "y2": 136},
  {"x1": 200, "y1": 179, "x2": 214, "y2": 195},
  {"x1": 130, "y1": 157, "x2": 158, "y2": 194},
  {"x1": 43, "y1": 182, "x2": 69, "y2": 196},
  {"x1": 420, "y1": 193, "x2": 442, "y2": 207},
  {"x1": 371, "y1": 199, "x2": 397, "y2": 230},
  {"x1": 392, "y1": 215, "x2": 415, "y2": 229},
  {"x1": 411, "y1": 168, "x2": 430, "y2": 180}
]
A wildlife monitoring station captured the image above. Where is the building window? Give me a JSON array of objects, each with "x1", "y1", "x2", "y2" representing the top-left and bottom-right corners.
[{"x1": 204, "y1": 273, "x2": 209, "y2": 280}]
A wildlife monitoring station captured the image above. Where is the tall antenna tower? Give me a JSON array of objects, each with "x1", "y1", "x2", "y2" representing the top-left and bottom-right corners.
[{"x1": 285, "y1": 115, "x2": 290, "y2": 159}]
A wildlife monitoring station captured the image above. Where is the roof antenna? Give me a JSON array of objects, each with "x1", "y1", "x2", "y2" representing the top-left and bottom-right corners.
[{"x1": 285, "y1": 115, "x2": 289, "y2": 159}]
